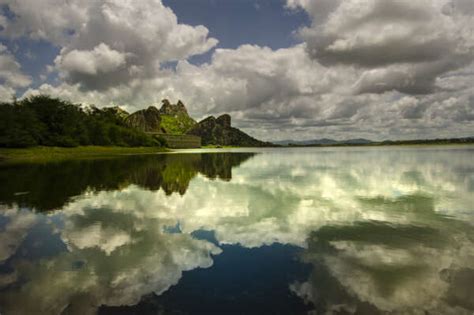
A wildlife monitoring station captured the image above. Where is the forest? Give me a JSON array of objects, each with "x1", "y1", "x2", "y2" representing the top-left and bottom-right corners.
[{"x1": 0, "y1": 95, "x2": 162, "y2": 148}]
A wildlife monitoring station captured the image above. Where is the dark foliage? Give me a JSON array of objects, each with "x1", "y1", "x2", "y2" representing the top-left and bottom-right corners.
[
  {"x1": 0, "y1": 95, "x2": 160, "y2": 148},
  {"x1": 0, "y1": 152, "x2": 255, "y2": 211}
]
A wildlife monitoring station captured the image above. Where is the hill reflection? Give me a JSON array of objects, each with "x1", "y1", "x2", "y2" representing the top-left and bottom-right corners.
[{"x1": 0, "y1": 152, "x2": 256, "y2": 211}]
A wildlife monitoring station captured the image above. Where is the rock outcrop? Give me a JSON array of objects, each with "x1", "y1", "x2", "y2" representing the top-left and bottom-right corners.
[
  {"x1": 124, "y1": 106, "x2": 164, "y2": 133},
  {"x1": 216, "y1": 114, "x2": 231, "y2": 128},
  {"x1": 187, "y1": 114, "x2": 270, "y2": 147},
  {"x1": 159, "y1": 99, "x2": 189, "y2": 116},
  {"x1": 158, "y1": 99, "x2": 196, "y2": 134},
  {"x1": 124, "y1": 100, "x2": 271, "y2": 147}
]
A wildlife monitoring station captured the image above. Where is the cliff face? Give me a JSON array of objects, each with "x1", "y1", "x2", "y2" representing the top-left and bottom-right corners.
[
  {"x1": 187, "y1": 114, "x2": 269, "y2": 147},
  {"x1": 124, "y1": 106, "x2": 163, "y2": 133}
]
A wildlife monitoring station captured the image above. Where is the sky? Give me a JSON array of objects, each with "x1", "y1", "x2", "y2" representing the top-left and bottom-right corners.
[{"x1": 0, "y1": 0, "x2": 473, "y2": 141}]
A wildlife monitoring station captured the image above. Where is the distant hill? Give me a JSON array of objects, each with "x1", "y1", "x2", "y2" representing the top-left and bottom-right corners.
[
  {"x1": 275, "y1": 138, "x2": 373, "y2": 146},
  {"x1": 275, "y1": 137, "x2": 474, "y2": 147},
  {"x1": 187, "y1": 114, "x2": 271, "y2": 147},
  {"x1": 344, "y1": 138, "x2": 373, "y2": 144}
]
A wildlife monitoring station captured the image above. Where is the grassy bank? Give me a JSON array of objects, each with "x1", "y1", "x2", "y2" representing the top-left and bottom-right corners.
[{"x1": 0, "y1": 146, "x2": 167, "y2": 164}]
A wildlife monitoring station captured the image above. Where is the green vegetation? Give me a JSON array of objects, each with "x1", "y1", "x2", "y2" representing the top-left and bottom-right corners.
[
  {"x1": 0, "y1": 146, "x2": 166, "y2": 164},
  {"x1": 0, "y1": 95, "x2": 161, "y2": 148},
  {"x1": 160, "y1": 113, "x2": 196, "y2": 135}
]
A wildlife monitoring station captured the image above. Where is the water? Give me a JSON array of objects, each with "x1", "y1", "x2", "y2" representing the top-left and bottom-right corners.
[{"x1": 0, "y1": 146, "x2": 473, "y2": 314}]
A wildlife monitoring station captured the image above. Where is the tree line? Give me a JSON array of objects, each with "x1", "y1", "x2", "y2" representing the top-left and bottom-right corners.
[{"x1": 0, "y1": 95, "x2": 162, "y2": 148}]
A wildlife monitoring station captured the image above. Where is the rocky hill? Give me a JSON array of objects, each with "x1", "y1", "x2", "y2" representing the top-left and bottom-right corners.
[
  {"x1": 124, "y1": 100, "x2": 196, "y2": 134},
  {"x1": 187, "y1": 114, "x2": 270, "y2": 147},
  {"x1": 159, "y1": 99, "x2": 188, "y2": 116},
  {"x1": 123, "y1": 99, "x2": 270, "y2": 147},
  {"x1": 125, "y1": 106, "x2": 164, "y2": 133},
  {"x1": 158, "y1": 100, "x2": 196, "y2": 134}
]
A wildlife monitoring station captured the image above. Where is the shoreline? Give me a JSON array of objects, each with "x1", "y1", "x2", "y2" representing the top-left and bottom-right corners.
[
  {"x1": 1, "y1": 142, "x2": 473, "y2": 164},
  {"x1": 0, "y1": 146, "x2": 167, "y2": 164},
  {"x1": 280, "y1": 142, "x2": 474, "y2": 148}
]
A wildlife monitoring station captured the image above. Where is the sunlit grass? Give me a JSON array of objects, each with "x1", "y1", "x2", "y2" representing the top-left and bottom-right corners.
[{"x1": 0, "y1": 146, "x2": 167, "y2": 164}]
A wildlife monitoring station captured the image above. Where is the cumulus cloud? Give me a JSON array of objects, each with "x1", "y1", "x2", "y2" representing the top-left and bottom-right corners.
[
  {"x1": 0, "y1": 0, "x2": 88, "y2": 45},
  {"x1": 291, "y1": 0, "x2": 474, "y2": 95},
  {"x1": 51, "y1": 0, "x2": 217, "y2": 90},
  {"x1": 23, "y1": 44, "x2": 363, "y2": 138},
  {"x1": 57, "y1": 43, "x2": 127, "y2": 76},
  {"x1": 1, "y1": 0, "x2": 218, "y2": 91},
  {"x1": 0, "y1": 43, "x2": 32, "y2": 92},
  {"x1": 2, "y1": 0, "x2": 473, "y2": 140},
  {"x1": 23, "y1": 49, "x2": 474, "y2": 141}
]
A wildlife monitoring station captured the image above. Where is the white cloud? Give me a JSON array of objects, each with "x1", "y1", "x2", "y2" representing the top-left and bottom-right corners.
[
  {"x1": 3, "y1": 0, "x2": 473, "y2": 140},
  {"x1": 48, "y1": 0, "x2": 218, "y2": 90},
  {"x1": 0, "y1": 0, "x2": 88, "y2": 45},
  {"x1": 0, "y1": 84, "x2": 15, "y2": 101},
  {"x1": 22, "y1": 41, "x2": 474, "y2": 141},
  {"x1": 290, "y1": 0, "x2": 474, "y2": 95},
  {"x1": 0, "y1": 43, "x2": 32, "y2": 92},
  {"x1": 57, "y1": 43, "x2": 127, "y2": 76},
  {"x1": 1, "y1": 0, "x2": 218, "y2": 91}
]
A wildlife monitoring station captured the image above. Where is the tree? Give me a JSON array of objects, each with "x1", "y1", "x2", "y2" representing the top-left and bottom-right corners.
[{"x1": 0, "y1": 95, "x2": 160, "y2": 148}]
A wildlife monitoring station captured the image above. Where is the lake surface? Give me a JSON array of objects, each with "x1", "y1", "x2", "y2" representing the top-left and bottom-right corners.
[{"x1": 0, "y1": 146, "x2": 473, "y2": 314}]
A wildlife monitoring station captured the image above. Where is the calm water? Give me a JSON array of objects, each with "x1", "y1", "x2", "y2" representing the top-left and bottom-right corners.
[{"x1": 0, "y1": 146, "x2": 473, "y2": 314}]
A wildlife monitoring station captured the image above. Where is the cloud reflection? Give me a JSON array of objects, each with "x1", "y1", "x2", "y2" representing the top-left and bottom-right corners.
[{"x1": 0, "y1": 147, "x2": 473, "y2": 313}]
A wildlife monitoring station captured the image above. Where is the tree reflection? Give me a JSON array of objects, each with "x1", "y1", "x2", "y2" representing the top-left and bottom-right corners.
[{"x1": 0, "y1": 152, "x2": 255, "y2": 211}]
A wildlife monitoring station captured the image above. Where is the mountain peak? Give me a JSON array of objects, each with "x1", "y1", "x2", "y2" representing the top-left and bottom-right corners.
[
  {"x1": 159, "y1": 99, "x2": 189, "y2": 116},
  {"x1": 216, "y1": 114, "x2": 231, "y2": 128}
]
